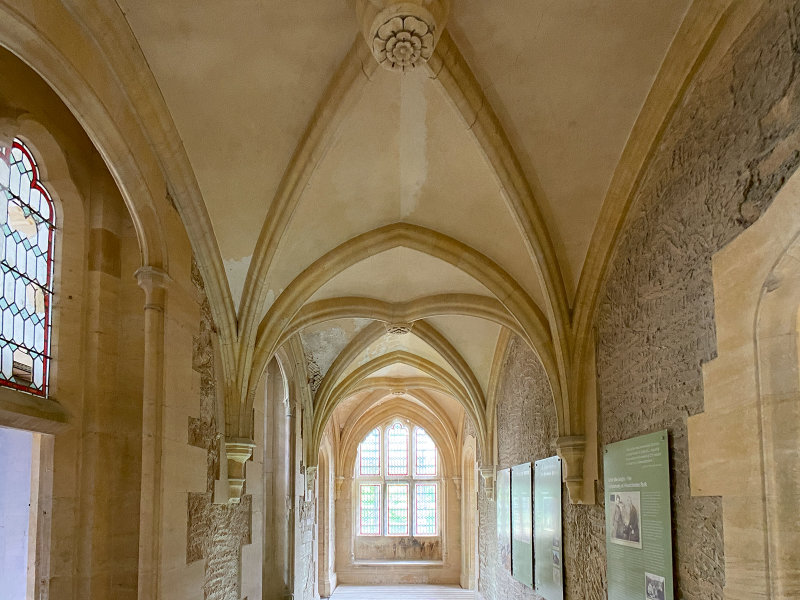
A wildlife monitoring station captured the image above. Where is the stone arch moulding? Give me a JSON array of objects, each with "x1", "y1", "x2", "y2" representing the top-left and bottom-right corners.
[
  {"x1": 339, "y1": 400, "x2": 458, "y2": 480},
  {"x1": 0, "y1": 4, "x2": 167, "y2": 272},
  {"x1": 312, "y1": 350, "x2": 484, "y2": 469},
  {"x1": 688, "y1": 163, "x2": 800, "y2": 599},
  {"x1": 243, "y1": 223, "x2": 559, "y2": 435},
  {"x1": 0, "y1": 1, "x2": 240, "y2": 400}
]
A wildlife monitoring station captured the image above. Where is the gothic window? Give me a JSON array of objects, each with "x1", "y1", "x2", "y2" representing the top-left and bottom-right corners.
[
  {"x1": 0, "y1": 139, "x2": 55, "y2": 396},
  {"x1": 354, "y1": 421, "x2": 440, "y2": 537}
]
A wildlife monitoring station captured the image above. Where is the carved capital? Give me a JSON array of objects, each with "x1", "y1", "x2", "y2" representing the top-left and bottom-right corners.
[
  {"x1": 356, "y1": 0, "x2": 450, "y2": 72},
  {"x1": 557, "y1": 435, "x2": 587, "y2": 504},
  {"x1": 225, "y1": 438, "x2": 255, "y2": 504},
  {"x1": 479, "y1": 465, "x2": 496, "y2": 500},
  {"x1": 134, "y1": 266, "x2": 171, "y2": 310}
]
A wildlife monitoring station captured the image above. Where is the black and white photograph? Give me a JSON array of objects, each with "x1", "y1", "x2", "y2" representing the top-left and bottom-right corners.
[
  {"x1": 609, "y1": 491, "x2": 642, "y2": 549},
  {"x1": 645, "y1": 572, "x2": 666, "y2": 600}
]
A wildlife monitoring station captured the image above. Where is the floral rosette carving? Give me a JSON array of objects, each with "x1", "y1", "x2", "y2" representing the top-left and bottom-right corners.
[{"x1": 373, "y1": 15, "x2": 434, "y2": 72}]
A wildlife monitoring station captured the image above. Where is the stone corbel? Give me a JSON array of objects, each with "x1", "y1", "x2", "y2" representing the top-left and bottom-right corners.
[
  {"x1": 479, "y1": 466, "x2": 496, "y2": 500},
  {"x1": 557, "y1": 435, "x2": 587, "y2": 504},
  {"x1": 225, "y1": 438, "x2": 255, "y2": 504},
  {"x1": 452, "y1": 477, "x2": 462, "y2": 501}
]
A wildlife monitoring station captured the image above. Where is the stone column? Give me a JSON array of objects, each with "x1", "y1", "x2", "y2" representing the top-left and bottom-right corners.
[{"x1": 135, "y1": 266, "x2": 170, "y2": 600}]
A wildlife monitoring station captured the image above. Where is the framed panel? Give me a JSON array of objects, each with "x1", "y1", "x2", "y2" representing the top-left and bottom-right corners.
[
  {"x1": 604, "y1": 431, "x2": 673, "y2": 600},
  {"x1": 496, "y1": 467, "x2": 512, "y2": 573},
  {"x1": 534, "y1": 456, "x2": 563, "y2": 600},
  {"x1": 511, "y1": 462, "x2": 533, "y2": 587}
]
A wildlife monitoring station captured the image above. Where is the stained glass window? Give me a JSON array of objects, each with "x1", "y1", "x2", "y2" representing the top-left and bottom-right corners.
[
  {"x1": 415, "y1": 484, "x2": 437, "y2": 536},
  {"x1": 359, "y1": 428, "x2": 381, "y2": 476},
  {"x1": 386, "y1": 483, "x2": 409, "y2": 536},
  {"x1": 359, "y1": 484, "x2": 381, "y2": 536},
  {"x1": 386, "y1": 422, "x2": 409, "y2": 476},
  {"x1": 0, "y1": 140, "x2": 54, "y2": 396},
  {"x1": 415, "y1": 428, "x2": 437, "y2": 476}
]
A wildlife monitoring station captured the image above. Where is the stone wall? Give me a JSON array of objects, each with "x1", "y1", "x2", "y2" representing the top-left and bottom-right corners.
[
  {"x1": 188, "y1": 260, "x2": 253, "y2": 600},
  {"x1": 474, "y1": 336, "x2": 604, "y2": 600},
  {"x1": 594, "y1": 2, "x2": 800, "y2": 599}
]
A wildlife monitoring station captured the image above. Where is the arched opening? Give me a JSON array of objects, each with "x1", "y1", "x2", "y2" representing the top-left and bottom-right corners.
[{"x1": 0, "y1": 46, "x2": 147, "y2": 600}]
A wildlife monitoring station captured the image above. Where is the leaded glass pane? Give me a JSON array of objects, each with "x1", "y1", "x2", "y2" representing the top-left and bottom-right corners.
[
  {"x1": 386, "y1": 483, "x2": 409, "y2": 536},
  {"x1": 359, "y1": 428, "x2": 381, "y2": 476},
  {"x1": 0, "y1": 141, "x2": 54, "y2": 396},
  {"x1": 415, "y1": 428, "x2": 437, "y2": 476},
  {"x1": 415, "y1": 484, "x2": 437, "y2": 536},
  {"x1": 359, "y1": 484, "x2": 381, "y2": 536},
  {"x1": 386, "y1": 422, "x2": 409, "y2": 476}
]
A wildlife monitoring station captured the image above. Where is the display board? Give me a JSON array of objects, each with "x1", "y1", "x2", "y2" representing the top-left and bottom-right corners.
[
  {"x1": 604, "y1": 430, "x2": 673, "y2": 600},
  {"x1": 534, "y1": 456, "x2": 563, "y2": 600},
  {"x1": 511, "y1": 462, "x2": 533, "y2": 587},
  {"x1": 497, "y1": 468, "x2": 512, "y2": 573}
]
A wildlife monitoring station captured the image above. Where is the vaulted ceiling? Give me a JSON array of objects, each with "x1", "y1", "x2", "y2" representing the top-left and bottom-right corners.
[{"x1": 109, "y1": 0, "x2": 698, "y2": 450}]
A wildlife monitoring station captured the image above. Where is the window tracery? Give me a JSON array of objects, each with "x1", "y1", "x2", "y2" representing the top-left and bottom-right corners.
[
  {"x1": 356, "y1": 420, "x2": 440, "y2": 537},
  {"x1": 0, "y1": 139, "x2": 55, "y2": 396}
]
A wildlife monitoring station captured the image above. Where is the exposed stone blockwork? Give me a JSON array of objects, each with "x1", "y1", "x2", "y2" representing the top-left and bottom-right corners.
[
  {"x1": 187, "y1": 260, "x2": 253, "y2": 600},
  {"x1": 473, "y1": 337, "x2": 605, "y2": 600},
  {"x1": 594, "y1": 3, "x2": 800, "y2": 600},
  {"x1": 298, "y1": 498, "x2": 317, "y2": 600}
]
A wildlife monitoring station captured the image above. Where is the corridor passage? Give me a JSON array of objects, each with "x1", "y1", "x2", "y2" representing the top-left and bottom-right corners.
[{"x1": 330, "y1": 585, "x2": 475, "y2": 600}]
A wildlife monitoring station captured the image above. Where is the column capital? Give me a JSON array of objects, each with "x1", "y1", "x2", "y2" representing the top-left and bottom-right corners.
[{"x1": 135, "y1": 266, "x2": 171, "y2": 308}]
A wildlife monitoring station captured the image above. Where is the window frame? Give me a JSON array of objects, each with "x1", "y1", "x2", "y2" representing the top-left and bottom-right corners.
[
  {"x1": 354, "y1": 420, "x2": 441, "y2": 538},
  {"x1": 358, "y1": 483, "x2": 382, "y2": 536},
  {"x1": 385, "y1": 482, "x2": 410, "y2": 536},
  {"x1": 414, "y1": 482, "x2": 438, "y2": 537}
]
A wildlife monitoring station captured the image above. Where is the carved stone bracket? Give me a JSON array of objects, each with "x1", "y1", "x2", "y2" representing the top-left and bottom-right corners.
[
  {"x1": 225, "y1": 439, "x2": 255, "y2": 504},
  {"x1": 479, "y1": 465, "x2": 496, "y2": 500},
  {"x1": 452, "y1": 476, "x2": 462, "y2": 501},
  {"x1": 557, "y1": 435, "x2": 587, "y2": 504}
]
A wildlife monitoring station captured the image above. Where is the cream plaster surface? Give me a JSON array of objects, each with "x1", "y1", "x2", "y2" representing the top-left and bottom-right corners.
[
  {"x1": 449, "y1": 0, "x2": 692, "y2": 296},
  {"x1": 308, "y1": 247, "x2": 493, "y2": 305},
  {"x1": 115, "y1": 0, "x2": 357, "y2": 269}
]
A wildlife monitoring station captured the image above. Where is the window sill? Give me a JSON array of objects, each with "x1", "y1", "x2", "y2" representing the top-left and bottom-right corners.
[{"x1": 351, "y1": 560, "x2": 444, "y2": 567}]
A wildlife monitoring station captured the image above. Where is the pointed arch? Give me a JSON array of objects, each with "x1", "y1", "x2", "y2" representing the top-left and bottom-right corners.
[{"x1": 244, "y1": 223, "x2": 559, "y2": 439}]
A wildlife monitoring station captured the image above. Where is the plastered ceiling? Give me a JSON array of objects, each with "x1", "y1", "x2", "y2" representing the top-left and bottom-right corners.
[{"x1": 114, "y1": 0, "x2": 694, "y2": 442}]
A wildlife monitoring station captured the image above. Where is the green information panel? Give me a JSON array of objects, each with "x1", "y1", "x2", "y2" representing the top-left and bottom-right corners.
[
  {"x1": 497, "y1": 468, "x2": 512, "y2": 573},
  {"x1": 604, "y1": 430, "x2": 673, "y2": 600},
  {"x1": 511, "y1": 462, "x2": 533, "y2": 587},
  {"x1": 534, "y1": 456, "x2": 563, "y2": 600}
]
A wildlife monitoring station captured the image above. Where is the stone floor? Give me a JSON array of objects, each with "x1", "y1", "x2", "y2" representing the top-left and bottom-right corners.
[{"x1": 330, "y1": 585, "x2": 476, "y2": 599}]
